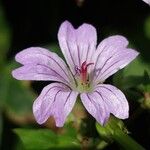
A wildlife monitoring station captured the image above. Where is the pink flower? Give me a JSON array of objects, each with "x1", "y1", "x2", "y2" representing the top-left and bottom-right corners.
[{"x1": 12, "y1": 21, "x2": 139, "y2": 127}]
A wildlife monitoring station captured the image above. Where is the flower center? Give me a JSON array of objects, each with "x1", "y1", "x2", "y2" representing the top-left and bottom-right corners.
[{"x1": 75, "y1": 61, "x2": 94, "y2": 92}]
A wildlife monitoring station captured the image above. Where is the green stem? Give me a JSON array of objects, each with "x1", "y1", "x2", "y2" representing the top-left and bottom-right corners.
[{"x1": 113, "y1": 129, "x2": 145, "y2": 150}]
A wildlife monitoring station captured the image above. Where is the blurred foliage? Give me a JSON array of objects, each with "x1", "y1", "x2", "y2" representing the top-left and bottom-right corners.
[
  {"x1": 14, "y1": 124, "x2": 80, "y2": 150},
  {"x1": 0, "y1": 4, "x2": 11, "y2": 67},
  {"x1": 144, "y1": 15, "x2": 150, "y2": 40},
  {"x1": 0, "y1": 61, "x2": 35, "y2": 117},
  {"x1": 113, "y1": 56, "x2": 150, "y2": 91},
  {"x1": 0, "y1": 111, "x2": 2, "y2": 146},
  {"x1": 96, "y1": 116, "x2": 125, "y2": 143}
]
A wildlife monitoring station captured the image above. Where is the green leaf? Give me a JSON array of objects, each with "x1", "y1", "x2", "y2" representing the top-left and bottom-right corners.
[
  {"x1": 0, "y1": 4, "x2": 11, "y2": 66},
  {"x1": 0, "y1": 111, "x2": 3, "y2": 147},
  {"x1": 57, "y1": 124, "x2": 80, "y2": 148},
  {"x1": 123, "y1": 57, "x2": 150, "y2": 77},
  {"x1": 14, "y1": 129, "x2": 58, "y2": 150},
  {"x1": 0, "y1": 61, "x2": 35, "y2": 116},
  {"x1": 144, "y1": 15, "x2": 150, "y2": 40},
  {"x1": 14, "y1": 124, "x2": 80, "y2": 149},
  {"x1": 113, "y1": 57, "x2": 150, "y2": 89}
]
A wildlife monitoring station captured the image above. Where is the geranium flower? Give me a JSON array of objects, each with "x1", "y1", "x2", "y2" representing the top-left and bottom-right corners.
[{"x1": 12, "y1": 21, "x2": 139, "y2": 127}]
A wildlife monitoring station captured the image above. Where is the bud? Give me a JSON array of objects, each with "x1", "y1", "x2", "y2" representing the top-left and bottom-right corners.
[
  {"x1": 96, "y1": 116, "x2": 127, "y2": 142},
  {"x1": 96, "y1": 116, "x2": 145, "y2": 150}
]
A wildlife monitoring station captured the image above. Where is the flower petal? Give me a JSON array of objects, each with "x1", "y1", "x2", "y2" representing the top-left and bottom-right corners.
[
  {"x1": 33, "y1": 83, "x2": 78, "y2": 127},
  {"x1": 80, "y1": 92, "x2": 110, "y2": 125},
  {"x1": 92, "y1": 35, "x2": 139, "y2": 83},
  {"x1": 12, "y1": 65, "x2": 69, "y2": 84},
  {"x1": 12, "y1": 47, "x2": 74, "y2": 86},
  {"x1": 94, "y1": 84, "x2": 129, "y2": 119},
  {"x1": 58, "y1": 21, "x2": 97, "y2": 75}
]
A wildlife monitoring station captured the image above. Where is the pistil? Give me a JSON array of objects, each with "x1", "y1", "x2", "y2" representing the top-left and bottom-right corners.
[
  {"x1": 80, "y1": 61, "x2": 94, "y2": 85},
  {"x1": 75, "y1": 61, "x2": 94, "y2": 92}
]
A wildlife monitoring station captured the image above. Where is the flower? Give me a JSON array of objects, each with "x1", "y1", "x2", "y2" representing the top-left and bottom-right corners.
[
  {"x1": 142, "y1": 0, "x2": 150, "y2": 5},
  {"x1": 12, "y1": 21, "x2": 139, "y2": 127}
]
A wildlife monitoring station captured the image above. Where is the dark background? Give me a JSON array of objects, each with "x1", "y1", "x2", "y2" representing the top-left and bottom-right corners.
[{"x1": 1, "y1": 0, "x2": 149, "y2": 57}]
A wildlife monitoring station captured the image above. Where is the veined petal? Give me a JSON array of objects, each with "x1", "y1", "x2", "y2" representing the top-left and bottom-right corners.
[
  {"x1": 58, "y1": 21, "x2": 97, "y2": 75},
  {"x1": 12, "y1": 65, "x2": 69, "y2": 84},
  {"x1": 33, "y1": 83, "x2": 78, "y2": 127},
  {"x1": 94, "y1": 84, "x2": 129, "y2": 119},
  {"x1": 92, "y1": 35, "x2": 139, "y2": 83},
  {"x1": 96, "y1": 48, "x2": 138, "y2": 82},
  {"x1": 80, "y1": 92, "x2": 110, "y2": 125},
  {"x1": 12, "y1": 47, "x2": 74, "y2": 86}
]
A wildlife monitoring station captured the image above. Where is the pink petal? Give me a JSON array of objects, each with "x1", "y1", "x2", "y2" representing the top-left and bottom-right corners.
[
  {"x1": 80, "y1": 92, "x2": 110, "y2": 125},
  {"x1": 58, "y1": 21, "x2": 97, "y2": 75},
  {"x1": 12, "y1": 65, "x2": 69, "y2": 84},
  {"x1": 12, "y1": 47, "x2": 74, "y2": 86},
  {"x1": 95, "y1": 84, "x2": 129, "y2": 119},
  {"x1": 92, "y1": 35, "x2": 139, "y2": 83},
  {"x1": 33, "y1": 83, "x2": 78, "y2": 127}
]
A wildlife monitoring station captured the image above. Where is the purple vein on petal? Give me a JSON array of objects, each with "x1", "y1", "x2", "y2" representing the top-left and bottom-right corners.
[
  {"x1": 64, "y1": 91, "x2": 72, "y2": 106},
  {"x1": 16, "y1": 48, "x2": 71, "y2": 82},
  {"x1": 95, "y1": 85, "x2": 126, "y2": 117},
  {"x1": 38, "y1": 53, "x2": 70, "y2": 80},
  {"x1": 99, "y1": 51, "x2": 138, "y2": 81},
  {"x1": 77, "y1": 45, "x2": 81, "y2": 67},
  {"x1": 36, "y1": 64, "x2": 70, "y2": 85},
  {"x1": 66, "y1": 40, "x2": 76, "y2": 69},
  {"x1": 93, "y1": 45, "x2": 108, "y2": 72},
  {"x1": 94, "y1": 55, "x2": 113, "y2": 80},
  {"x1": 85, "y1": 44, "x2": 90, "y2": 62}
]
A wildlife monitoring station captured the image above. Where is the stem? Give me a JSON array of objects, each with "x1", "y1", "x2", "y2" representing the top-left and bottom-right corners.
[{"x1": 113, "y1": 129, "x2": 145, "y2": 150}]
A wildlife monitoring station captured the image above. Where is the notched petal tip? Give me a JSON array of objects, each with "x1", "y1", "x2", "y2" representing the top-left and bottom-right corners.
[
  {"x1": 11, "y1": 69, "x2": 21, "y2": 80},
  {"x1": 100, "y1": 35, "x2": 129, "y2": 48},
  {"x1": 95, "y1": 84, "x2": 129, "y2": 120},
  {"x1": 80, "y1": 93, "x2": 110, "y2": 126},
  {"x1": 32, "y1": 83, "x2": 78, "y2": 127},
  {"x1": 58, "y1": 20, "x2": 74, "y2": 34},
  {"x1": 14, "y1": 47, "x2": 43, "y2": 63},
  {"x1": 32, "y1": 96, "x2": 49, "y2": 125},
  {"x1": 60, "y1": 20, "x2": 72, "y2": 27}
]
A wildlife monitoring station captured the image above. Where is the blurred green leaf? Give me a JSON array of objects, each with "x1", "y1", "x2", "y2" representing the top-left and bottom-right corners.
[
  {"x1": 0, "y1": 61, "x2": 35, "y2": 116},
  {"x1": 123, "y1": 57, "x2": 150, "y2": 77},
  {"x1": 14, "y1": 124, "x2": 80, "y2": 150},
  {"x1": 113, "y1": 71, "x2": 144, "y2": 90},
  {"x1": 0, "y1": 111, "x2": 3, "y2": 147},
  {"x1": 14, "y1": 137, "x2": 25, "y2": 150},
  {"x1": 14, "y1": 129, "x2": 58, "y2": 150},
  {"x1": 0, "y1": 4, "x2": 11, "y2": 66},
  {"x1": 57, "y1": 124, "x2": 80, "y2": 148},
  {"x1": 113, "y1": 57, "x2": 150, "y2": 89},
  {"x1": 144, "y1": 15, "x2": 150, "y2": 40}
]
